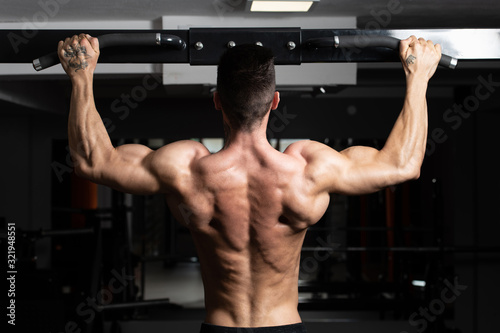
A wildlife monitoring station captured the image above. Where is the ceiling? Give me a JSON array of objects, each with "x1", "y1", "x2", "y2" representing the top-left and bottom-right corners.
[{"x1": 0, "y1": 0, "x2": 499, "y2": 29}]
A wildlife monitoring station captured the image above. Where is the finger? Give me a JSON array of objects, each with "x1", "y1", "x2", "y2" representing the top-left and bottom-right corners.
[
  {"x1": 88, "y1": 35, "x2": 100, "y2": 54},
  {"x1": 399, "y1": 35, "x2": 416, "y2": 53},
  {"x1": 82, "y1": 34, "x2": 99, "y2": 54},
  {"x1": 61, "y1": 38, "x2": 74, "y2": 54},
  {"x1": 63, "y1": 37, "x2": 71, "y2": 48},
  {"x1": 70, "y1": 35, "x2": 80, "y2": 49},
  {"x1": 57, "y1": 40, "x2": 67, "y2": 59},
  {"x1": 401, "y1": 35, "x2": 416, "y2": 46},
  {"x1": 434, "y1": 43, "x2": 442, "y2": 55},
  {"x1": 78, "y1": 34, "x2": 90, "y2": 48}
]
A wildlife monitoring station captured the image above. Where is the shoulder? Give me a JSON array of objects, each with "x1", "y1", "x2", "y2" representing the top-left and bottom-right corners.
[
  {"x1": 149, "y1": 140, "x2": 210, "y2": 185},
  {"x1": 283, "y1": 139, "x2": 340, "y2": 162},
  {"x1": 154, "y1": 140, "x2": 210, "y2": 163},
  {"x1": 283, "y1": 140, "x2": 347, "y2": 190}
]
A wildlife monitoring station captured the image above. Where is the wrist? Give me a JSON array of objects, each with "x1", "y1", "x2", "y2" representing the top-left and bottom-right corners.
[
  {"x1": 71, "y1": 75, "x2": 93, "y2": 89},
  {"x1": 405, "y1": 73, "x2": 430, "y2": 86},
  {"x1": 405, "y1": 74, "x2": 429, "y2": 94}
]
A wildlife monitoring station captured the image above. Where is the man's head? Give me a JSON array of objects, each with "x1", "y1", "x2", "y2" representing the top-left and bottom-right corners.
[{"x1": 215, "y1": 44, "x2": 279, "y2": 131}]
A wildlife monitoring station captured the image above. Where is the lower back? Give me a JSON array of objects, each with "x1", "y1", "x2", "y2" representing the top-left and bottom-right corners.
[{"x1": 189, "y1": 216, "x2": 307, "y2": 327}]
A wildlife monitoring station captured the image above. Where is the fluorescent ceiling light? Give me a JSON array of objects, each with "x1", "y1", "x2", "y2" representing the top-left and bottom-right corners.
[{"x1": 248, "y1": 0, "x2": 318, "y2": 12}]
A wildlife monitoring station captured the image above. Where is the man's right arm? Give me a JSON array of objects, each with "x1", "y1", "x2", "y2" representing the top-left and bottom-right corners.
[
  {"x1": 59, "y1": 34, "x2": 209, "y2": 195},
  {"x1": 291, "y1": 36, "x2": 441, "y2": 196}
]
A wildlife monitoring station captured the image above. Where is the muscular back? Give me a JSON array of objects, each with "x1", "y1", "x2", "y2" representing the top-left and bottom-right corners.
[{"x1": 165, "y1": 141, "x2": 330, "y2": 327}]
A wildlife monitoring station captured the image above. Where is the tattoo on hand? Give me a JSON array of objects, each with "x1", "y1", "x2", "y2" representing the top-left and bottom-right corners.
[
  {"x1": 406, "y1": 54, "x2": 416, "y2": 66},
  {"x1": 64, "y1": 45, "x2": 91, "y2": 72}
]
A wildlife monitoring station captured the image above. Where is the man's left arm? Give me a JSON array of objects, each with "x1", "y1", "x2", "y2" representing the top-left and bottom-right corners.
[{"x1": 291, "y1": 37, "x2": 441, "y2": 196}]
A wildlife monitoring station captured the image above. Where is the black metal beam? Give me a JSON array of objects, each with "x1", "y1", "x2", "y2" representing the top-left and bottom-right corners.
[{"x1": 6, "y1": 28, "x2": 498, "y2": 70}]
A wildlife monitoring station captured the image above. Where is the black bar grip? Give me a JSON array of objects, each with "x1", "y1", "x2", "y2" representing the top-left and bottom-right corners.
[
  {"x1": 32, "y1": 33, "x2": 186, "y2": 71},
  {"x1": 306, "y1": 35, "x2": 458, "y2": 69}
]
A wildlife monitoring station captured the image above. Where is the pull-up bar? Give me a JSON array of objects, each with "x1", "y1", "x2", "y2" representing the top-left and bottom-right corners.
[
  {"x1": 32, "y1": 28, "x2": 458, "y2": 71},
  {"x1": 4, "y1": 28, "x2": 500, "y2": 71}
]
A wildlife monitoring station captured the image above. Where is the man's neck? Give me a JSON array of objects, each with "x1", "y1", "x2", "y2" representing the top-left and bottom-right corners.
[{"x1": 223, "y1": 120, "x2": 271, "y2": 152}]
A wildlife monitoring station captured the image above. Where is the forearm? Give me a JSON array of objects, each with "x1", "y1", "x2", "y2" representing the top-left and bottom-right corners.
[
  {"x1": 68, "y1": 78, "x2": 113, "y2": 178},
  {"x1": 382, "y1": 74, "x2": 429, "y2": 176}
]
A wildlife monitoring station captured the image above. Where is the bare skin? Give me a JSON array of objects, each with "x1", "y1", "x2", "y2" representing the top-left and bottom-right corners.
[{"x1": 58, "y1": 34, "x2": 441, "y2": 327}]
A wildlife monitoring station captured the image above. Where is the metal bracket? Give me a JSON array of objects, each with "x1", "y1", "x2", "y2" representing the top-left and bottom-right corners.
[{"x1": 188, "y1": 28, "x2": 302, "y2": 65}]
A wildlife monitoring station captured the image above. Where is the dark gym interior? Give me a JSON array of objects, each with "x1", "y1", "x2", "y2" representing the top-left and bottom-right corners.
[{"x1": 1, "y1": 1, "x2": 499, "y2": 332}]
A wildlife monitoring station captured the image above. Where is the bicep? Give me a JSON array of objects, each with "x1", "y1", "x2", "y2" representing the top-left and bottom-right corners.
[
  {"x1": 305, "y1": 143, "x2": 403, "y2": 196},
  {"x1": 97, "y1": 144, "x2": 163, "y2": 195},
  {"x1": 93, "y1": 140, "x2": 208, "y2": 195},
  {"x1": 335, "y1": 146, "x2": 400, "y2": 195}
]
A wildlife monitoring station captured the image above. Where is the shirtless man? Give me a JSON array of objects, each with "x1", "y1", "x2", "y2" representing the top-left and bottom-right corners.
[{"x1": 58, "y1": 34, "x2": 441, "y2": 333}]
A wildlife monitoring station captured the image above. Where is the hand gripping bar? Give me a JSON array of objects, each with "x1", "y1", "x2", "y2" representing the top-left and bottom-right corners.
[
  {"x1": 32, "y1": 33, "x2": 186, "y2": 71},
  {"x1": 305, "y1": 35, "x2": 458, "y2": 69}
]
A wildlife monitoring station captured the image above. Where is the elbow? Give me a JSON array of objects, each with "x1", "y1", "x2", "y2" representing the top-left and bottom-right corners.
[
  {"x1": 73, "y1": 148, "x2": 114, "y2": 183},
  {"x1": 74, "y1": 163, "x2": 89, "y2": 179},
  {"x1": 74, "y1": 163, "x2": 86, "y2": 178},
  {"x1": 74, "y1": 162, "x2": 99, "y2": 182},
  {"x1": 399, "y1": 160, "x2": 421, "y2": 182},
  {"x1": 407, "y1": 167, "x2": 421, "y2": 181}
]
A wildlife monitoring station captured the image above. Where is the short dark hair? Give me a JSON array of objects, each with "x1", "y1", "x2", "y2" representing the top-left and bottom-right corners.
[{"x1": 216, "y1": 44, "x2": 276, "y2": 131}]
